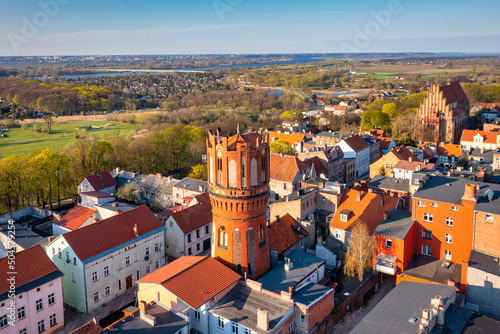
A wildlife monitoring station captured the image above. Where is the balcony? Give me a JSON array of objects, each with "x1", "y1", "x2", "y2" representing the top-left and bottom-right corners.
[{"x1": 375, "y1": 253, "x2": 397, "y2": 275}]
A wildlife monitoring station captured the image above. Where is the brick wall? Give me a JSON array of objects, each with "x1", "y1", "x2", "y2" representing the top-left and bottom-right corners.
[
  {"x1": 474, "y1": 212, "x2": 500, "y2": 258},
  {"x1": 294, "y1": 290, "x2": 334, "y2": 334}
]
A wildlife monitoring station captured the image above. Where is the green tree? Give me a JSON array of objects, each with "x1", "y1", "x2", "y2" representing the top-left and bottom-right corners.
[
  {"x1": 270, "y1": 140, "x2": 294, "y2": 155},
  {"x1": 188, "y1": 164, "x2": 207, "y2": 181},
  {"x1": 382, "y1": 103, "x2": 398, "y2": 119},
  {"x1": 344, "y1": 220, "x2": 374, "y2": 282},
  {"x1": 117, "y1": 182, "x2": 143, "y2": 203},
  {"x1": 378, "y1": 166, "x2": 388, "y2": 176}
]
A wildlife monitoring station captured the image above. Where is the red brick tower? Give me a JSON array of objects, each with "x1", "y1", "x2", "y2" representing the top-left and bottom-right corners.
[{"x1": 207, "y1": 131, "x2": 271, "y2": 279}]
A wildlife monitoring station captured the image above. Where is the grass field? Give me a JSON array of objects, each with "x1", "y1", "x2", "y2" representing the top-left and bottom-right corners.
[{"x1": 0, "y1": 120, "x2": 137, "y2": 157}]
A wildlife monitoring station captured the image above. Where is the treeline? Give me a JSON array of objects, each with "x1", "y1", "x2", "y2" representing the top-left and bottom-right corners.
[
  {"x1": 0, "y1": 124, "x2": 205, "y2": 214},
  {"x1": 462, "y1": 83, "x2": 500, "y2": 103}
]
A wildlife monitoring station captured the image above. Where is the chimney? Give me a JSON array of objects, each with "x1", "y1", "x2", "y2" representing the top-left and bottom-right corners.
[
  {"x1": 470, "y1": 167, "x2": 473, "y2": 172},
  {"x1": 288, "y1": 284, "x2": 296, "y2": 295},
  {"x1": 416, "y1": 164, "x2": 421, "y2": 172},
  {"x1": 275, "y1": 215, "x2": 280, "y2": 223},
  {"x1": 380, "y1": 194, "x2": 384, "y2": 206},
  {"x1": 356, "y1": 189, "x2": 361, "y2": 202},
  {"x1": 156, "y1": 173, "x2": 162, "y2": 178},
  {"x1": 93, "y1": 218, "x2": 100, "y2": 223},
  {"x1": 257, "y1": 309, "x2": 269, "y2": 332},
  {"x1": 409, "y1": 157, "x2": 413, "y2": 163},
  {"x1": 115, "y1": 167, "x2": 121, "y2": 173},
  {"x1": 112, "y1": 202, "x2": 119, "y2": 207},
  {"x1": 48, "y1": 236, "x2": 54, "y2": 242},
  {"x1": 139, "y1": 300, "x2": 147, "y2": 319},
  {"x1": 133, "y1": 224, "x2": 139, "y2": 237},
  {"x1": 114, "y1": 210, "x2": 123, "y2": 215},
  {"x1": 284, "y1": 257, "x2": 293, "y2": 271},
  {"x1": 481, "y1": 146, "x2": 484, "y2": 154},
  {"x1": 464, "y1": 183, "x2": 477, "y2": 199},
  {"x1": 419, "y1": 180, "x2": 424, "y2": 188},
  {"x1": 199, "y1": 185, "x2": 204, "y2": 192}
]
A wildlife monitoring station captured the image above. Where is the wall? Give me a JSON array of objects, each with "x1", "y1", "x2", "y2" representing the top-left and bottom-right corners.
[
  {"x1": 137, "y1": 283, "x2": 180, "y2": 311},
  {"x1": 0, "y1": 206, "x2": 53, "y2": 224},
  {"x1": 165, "y1": 217, "x2": 184, "y2": 259},
  {"x1": 294, "y1": 289, "x2": 334, "y2": 334},
  {"x1": 184, "y1": 223, "x2": 212, "y2": 257},
  {"x1": 474, "y1": 212, "x2": 500, "y2": 258},
  {"x1": 316, "y1": 245, "x2": 336, "y2": 269},
  {"x1": 466, "y1": 266, "x2": 500, "y2": 320},
  {"x1": 374, "y1": 235, "x2": 406, "y2": 274}
]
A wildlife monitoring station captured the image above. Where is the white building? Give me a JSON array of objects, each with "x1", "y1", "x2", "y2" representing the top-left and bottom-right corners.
[
  {"x1": 45, "y1": 205, "x2": 165, "y2": 314},
  {"x1": 337, "y1": 135, "x2": 370, "y2": 180},
  {"x1": 460, "y1": 129, "x2": 500, "y2": 151},
  {"x1": 0, "y1": 245, "x2": 64, "y2": 334},
  {"x1": 78, "y1": 171, "x2": 117, "y2": 195}
]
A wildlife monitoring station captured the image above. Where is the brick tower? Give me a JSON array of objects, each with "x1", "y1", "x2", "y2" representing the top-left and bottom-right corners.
[{"x1": 207, "y1": 131, "x2": 271, "y2": 279}]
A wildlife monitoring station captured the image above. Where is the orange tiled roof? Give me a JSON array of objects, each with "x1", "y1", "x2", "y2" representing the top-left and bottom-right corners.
[
  {"x1": 436, "y1": 143, "x2": 462, "y2": 157},
  {"x1": 56, "y1": 205, "x2": 96, "y2": 230},
  {"x1": 137, "y1": 256, "x2": 206, "y2": 284},
  {"x1": 330, "y1": 189, "x2": 399, "y2": 235},
  {"x1": 227, "y1": 133, "x2": 259, "y2": 150},
  {"x1": 140, "y1": 256, "x2": 241, "y2": 309},
  {"x1": 268, "y1": 131, "x2": 306, "y2": 145},
  {"x1": 306, "y1": 156, "x2": 328, "y2": 177},
  {"x1": 268, "y1": 214, "x2": 308, "y2": 254},
  {"x1": 378, "y1": 137, "x2": 394, "y2": 150},
  {"x1": 461, "y1": 129, "x2": 499, "y2": 144},
  {"x1": 169, "y1": 193, "x2": 212, "y2": 234},
  {"x1": 0, "y1": 245, "x2": 62, "y2": 296},
  {"x1": 63, "y1": 205, "x2": 163, "y2": 262},
  {"x1": 270, "y1": 153, "x2": 310, "y2": 183}
]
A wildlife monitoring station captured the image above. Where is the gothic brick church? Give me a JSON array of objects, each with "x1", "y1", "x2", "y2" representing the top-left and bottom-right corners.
[{"x1": 416, "y1": 81, "x2": 470, "y2": 144}]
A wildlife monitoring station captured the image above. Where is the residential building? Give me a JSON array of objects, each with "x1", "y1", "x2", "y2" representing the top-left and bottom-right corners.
[
  {"x1": 207, "y1": 131, "x2": 271, "y2": 279},
  {"x1": 45, "y1": 205, "x2": 166, "y2": 314},
  {"x1": 171, "y1": 177, "x2": 207, "y2": 205},
  {"x1": 78, "y1": 171, "x2": 117, "y2": 195},
  {"x1": 268, "y1": 130, "x2": 307, "y2": 153},
  {"x1": 344, "y1": 158, "x2": 356, "y2": 185},
  {"x1": 370, "y1": 145, "x2": 420, "y2": 178},
  {"x1": 269, "y1": 153, "x2": 310, "y2": 200},
  {"x1": 427, "y1": 142, "x2": 463, "y2": 168},
  {"x1": 79, "y1": 191, "x2": 114, "y2": 208},
  {"x1": 162, "y1": 192, "x2": 212, "y2": 259},
  {"x1": 137, "y1": 256, "x2": 241, "y2": 334},
  {"x1": 268, "y1": 213, "x2": 308, "y2": 259},
  {"x1": 368, "y1": 176, "x2": 411, "y2": 210},
  {"x1": 338, "y1": 135, "x2": 371, "y2": 180},
  {"x1": 297, "y1": 146, "x2": 344, "y2": 182},
  {"x1": 460, "y1": 129, "x2": 500, "y2": 151},
  {"x1": 315, "y1": 131, "x2": 350, "y2": 147},
  {"x1": 361, "y1": 134, "x2": 381, "y2": 164},
  {"x1": 0, "y1": 224, "x2": 52, "y2": 254},
  {"x1": 393, "y1": 160, "x2": 435, "y2": 181},
  {"x1": 415, "y1": 81, "x2": 470, "y2": 144},
  {"x1": 0, "y1": 245, "x2": 64, "y2": 334},
  {"x1": 330, "y1": 189, "x2": 400, "y2": 250},
  {"x1": 373, "y1": 209, "x2": 415, "y2": 276},
  {"x1": 281, "y1": 120, "x2": 308, "y2": 132},
  {"x1": 378, "y1": 137, "x2": 396, "y2": 155},
  {"x1": 324, "y1": 105, "x2": 347, "y2": 116}
]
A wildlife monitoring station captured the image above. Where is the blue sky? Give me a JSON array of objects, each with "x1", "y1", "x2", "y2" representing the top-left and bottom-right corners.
[{"x1": 1, "y1": 0, "x2": 499, "y2": 56}]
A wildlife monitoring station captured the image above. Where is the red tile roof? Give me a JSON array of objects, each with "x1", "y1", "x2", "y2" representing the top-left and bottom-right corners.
[
  {"x1": 169, "y1": 193, "x2": 212, "y2": 234},
  {"x1": 449, "y1": 81, "x2": 468, "y2": 101},
  {"x1": 378, "y1": 137, "x2": 394, "y2": 150},
  {"x1": 461, "y1": 129, "x2": 499, "y2": 144},
  {"x1": 268, "y1": 214, "x2": 308, "y2": 254},
  {"x1": 391, "y1": 145, "x2": 420, "y2": 162},
  {"x1": 0, "y1": 245, "x2": 61, "y2": 296},
  {"x1": 85, "y1": 171, "x2": 117, "y2": 191},
  {"x1": 227, "y1": 133, "x2": 259, "y2": 150},
  {"x1": 439, "y1": 81, "x2": 468, "y2": 105},
  {"x1": 270, "y1": 153, "x2": 310, "y2": 183},
  {"x1": 330, "y1": 189, "x2": 399, "y2": 235},
  {"x1": 140, "y1": 256, "x2": 241, "y2": 309},
  {"x1": 343, "y1": 135, "x2": 370, "y2": 152},
  {"x1": 80, "y1": 191, "x2": 115, "y2": 198},
  {"x1": 436, "y1": 143, "x2": 462, "y2": 157},
  {"x1": 394, "y1": 160, "x2": 435, "y2": 171},
  {"x1": 63, "y1": 205, "x2": 163, "y2": 262},
  {"x1": 56, "y1": 205, "x2": 96, "y2": 230},
  {"x1": 306, "y1": 156, "x2": 329, "y2": 177},
  {"x1": 452, "y1": 106, "x2": 467, "y2": 118}
]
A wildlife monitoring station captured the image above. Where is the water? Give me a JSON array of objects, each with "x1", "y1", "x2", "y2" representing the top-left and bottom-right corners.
[
  {"x1": 267, "y1": 89, "x2": 285, "y2": 96},
  {"x1": 331, "y1": 91, "x2": 364, "y2": 96}
]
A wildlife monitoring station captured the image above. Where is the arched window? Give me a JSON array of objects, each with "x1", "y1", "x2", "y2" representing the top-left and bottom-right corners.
[
  {"x1": 218, "y1": 226, "x2": 226, "y2": 247},
  {"x1": 224, "y1": 233, "x2": 228, "y2": 247}
]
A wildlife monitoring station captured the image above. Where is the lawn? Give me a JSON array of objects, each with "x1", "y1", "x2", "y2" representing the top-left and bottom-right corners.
[{"x1": 0, "y1": 120, "x2": 137, "y2": 157}]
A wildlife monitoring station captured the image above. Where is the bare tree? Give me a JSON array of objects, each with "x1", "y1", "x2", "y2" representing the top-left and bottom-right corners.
[{"x1": 344, "y1": 220, "x2": 374, "y2": 282}]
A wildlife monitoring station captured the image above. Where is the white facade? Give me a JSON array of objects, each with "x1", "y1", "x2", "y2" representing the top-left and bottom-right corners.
[
  {"x1": 0, "y1": 276, "x2": 64, "y2": 333},
  {"x1": 461, "y1": 133, "x2": 500, "y2": 151},
  {"x1": 80, "y1": 194, "x2": 115, "y2": 208},
  {"x1": 337, "y1": 141, "x2": 370, "y2": 179},
  {"x1": 78, "y1": 178, "x2": 116, "y2": 195},
  {"x1": 45, "y1": 228, "x2": 165, "y2": 314},
  {"x1": 164, "y1": 216, "x2": 212, "y2": 259}
]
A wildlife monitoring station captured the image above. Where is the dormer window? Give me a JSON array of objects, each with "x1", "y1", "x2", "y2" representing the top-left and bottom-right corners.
[{"x1": 340, "y1": 209, "x2": 351, "y2": 222}]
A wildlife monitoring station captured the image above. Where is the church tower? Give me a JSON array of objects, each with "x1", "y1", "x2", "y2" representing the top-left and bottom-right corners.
[{"x1": 207, "y1": 131, "x2": 270, "y2": 279}]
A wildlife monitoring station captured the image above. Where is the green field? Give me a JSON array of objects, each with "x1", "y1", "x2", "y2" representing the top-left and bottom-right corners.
[{"x1": 0, "y1": 120, "x2": 137, "y2": 157}]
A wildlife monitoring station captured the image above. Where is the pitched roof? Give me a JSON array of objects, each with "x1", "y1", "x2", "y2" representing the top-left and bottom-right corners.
[
  {"x1": 461, "y1": 129, "x2": 499, "y2": 144},
  {"x1": 84, "y1": 171, "x2": 117, "y2": 191},
  {"x1": 80, "y1": 191, "x2": 115, "y2": 198},
  {"x1": 0, "y1": 245, "x2": 62, "y2": 296},
  {"x1": 394, "y1": 160, "x2": 435, "y2": 171},
  {"x1": 306, "y1": 156, "x2": 329, "y2": 177},
  {"x1": 227, "y1": 133, "x2": 259, "y2": 150},
  {"x1": 172, "y1": 177, "x2": 207, "y2": 192},
  {"x1": 63, "y1": 205, "x2": 163, "y2": 262},
  {"x1": 390, "y1": 145, "x2": 420, "y2": 162},
  {"x1": 56, "y1": 205, "x2": 96, "y2": 230},
  {"x1": 449, "y1": 81, "x2": 468, "y2": 101},
  {"x1": 373, "y1": 209, "x2": 414, "y2": 240},
  {"x1": 268, "y1": 214, "x2": 308, "y2": 254},
  {"x1": 168, "y1": 193, "x2": 212, "y2": 234},
  {"x1": 330, "y1": 189, "x2": 400, "y2": 235},
  {"x1": 270, "y1": 153, "x2": 310, "y2": 183},
  {"x1": 343, "y1": 135, "x2": 370, "y2": 152},
  {"x1": 268, "y1": 131, "x2": 306, "y2": 145},
  {"x1": 139, "y1": 256, "x2": 241, "y2": 309},
  {"x1": 436, "y1": 143, "x2": 462, "y2": 157},
  {"x1": 378, "y1": 137, "x2": 394, "y2": 150}
]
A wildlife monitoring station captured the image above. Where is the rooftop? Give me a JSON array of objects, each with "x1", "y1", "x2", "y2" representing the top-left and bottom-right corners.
[
  {"x1": 394, "y1": 160, "x2": 435, "y2": 172},
  {"x1": 402, "y1": 254, "x2": 462, "y2": 285},
  {"x1": 274, "y1": 187, "x2": 317, "y2": 204},
  {"x1": 268, "y1": 131, "x2": 306, "y2": 145},
  {"x1": 373, "y1": 209, "x2": 414, "y2": 240},
  {"x1": 468, "y1": 250, "x2": 500, "y2": 276},
  {"x1": 368, "y1": 175, "x2": 410, "y2": 193},
  {"x1": 84, "y1": 171, "x2": 117, "y2": 191},
  {"x1": 112, "y1": 169, "x2": 178, "y2": 196},
  {"x1": 257, "y1": 250, "x2": 325, "y2": 294},
  {"x1": 461, "y1": 129, "x2": 499, "y2": 144},
  {"x1": 270, "y1": 153, "x2": 310, "y2": 183},
  {"x1": 167, "y1": 193, "x2": 212, "y2": 234},
  {"x1": 342, "y1": 135, "x2": 370, "y2": 152},
  {"x1": 292, "y1": 283, "x2": 333, "y2": 306},
  {"x1": 268, "y1": 214, "x2": 308, "y2": 255},
  {"x1": 209, "y1": 282, "x2": 293, "y2": 334},
  {"x1": 172, "y1": 177, "x2": 207, "y2": 192},
  {"x1": 0, "y1": 224, "x2": 51, "y2": 249},
  {"x1": 55, "y1": 205, "x2": 96, "y2": 230},
  {"x1": 80, "y1": 191, "x2": 115, "y2": 199}
]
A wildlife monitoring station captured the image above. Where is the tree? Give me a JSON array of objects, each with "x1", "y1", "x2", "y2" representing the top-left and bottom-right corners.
[
  {"x1": 270, "y1": 140, "x2": 294, "y2": 155},
  {"x1": 378, "y1": 166, "x2": 388, "y2": 176},
  {"x1": 189, "y1": 164, "x2": 207, "y2": 181},
  {"x1": 382, "y1": 103, "x2": 398, "y2": 119},
  {"x1": 344, "y1": 220, "x2": 374, "y2": 282},
  {"x1": 391, "y1": 110, "x2": 416, "y2": 146},
  {"x1": 43, "y1": 113, "x2": 55, "y2": 134},
  {"x1": 117, "y1": 182, "x2": 143, "y2": 203}
]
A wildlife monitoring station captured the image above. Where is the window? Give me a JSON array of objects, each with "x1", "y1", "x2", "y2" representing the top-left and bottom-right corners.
[
  {"x1": 125, "y1": 256, "x2": 131, "y2": 267},
  {"x1": 155, "y1": 261, "x2": 160, "y2": 270},
  {"x1": 146, "y1": 265, "x2": 151, "y2": 274},
  {"x1": 445, "y1": 234, "x2": 453, "y2": 244},
  {"x1": 197, "y1": 243, "x2": 201, "y2": 251},
  {"x1": 431, "y1": 203, "x2": 438, "y2": 208},
  {"x1": 245, "y1": 329, "x2": 251, "y2": 334},
  {"x1": 66, "y1": 251, "x2": 70, "y2": 262},
  {"x1": 145, "y1": 247, "x2": 150, "y2": 257},
  {"x1": 49, "y1": 313, "x2": 57, "y2": 327},
  {"x1": 218, "y1": 316, "x2": 225, "y2": 328},
  {"x1": 451, "y1": 206, "x2": 458, "y2": 211},
  {"x1": 446, "y1": 217, "x2": 453, "y2": 227},
  {"x1": 58, "y1": 248, "x2": 61, "y2": 258},
  {"x1": 288, "y1": 323, "x2": 293, "y2": 332},
  {"x1": 73, "y1": 257, "x2": 77, "y2": 265},
  {"x1": 19, "y1": 329, "x2": 27, "y2": 334},
  {"x1": 118, "y1": 279, "x2": 122, "y2": 290},
  {"x1": 206, "y1": 225, "x2": 210, "y2": 234},
  {"x1": 18, "y1": 306, "x2": 26, "y2": 319},
  {"x1": 232, "y1": 322, "x2": 239, "y2": 334},
  {"x1": 187, "y1": 234, "x2": 192, "y2": 243},
  {"x1": 92, "y1": 271, "x2": 98, "y2": 282},
  {"x1": 154, "y1": 243, "x2": 160, "y2": 252},
  {"x1": 71, "y1": 271, "x2": 76, "y2": 283},
  {"x1": 196, "y1": 230, "x2": 200, "y2": 239},
  {"x1": 0, "y1": 315, "x2": 7, "y2": 328},
  {"x1": 117, "y1": 260, "x2": 123, "y2": 270},
  {"x1": 423, "y1": 213, "x2": 433, "y2": 222},
  {"x1": 188, "y1": 247, "x2": 192, "y2": 255},
  {"x1": 422, "y1": 245, "x2": 431, "y2": 256},
  {"x1": 104, "y1": 266, "x2": 110, "y2": 277},
  {"x1": 422, "y1": 229, "x2": 432, "y2": 240},
  {"x1": 48, "y1": 293, "x2": 55, "y2": 306},
  {"x1": 134, "y1": 252, "x2": 139, "y2": 262},
  {"x1": 36, "y1": 298, "x2": 43, "y2": 311},
  {"x1": 340, "y1": 214, "x2": 348, "y2": 222},
  {"x1": 385, "y1": 164, "x2": 390, "y2": 169},
  {"x1": 334, "y1": 229, "x2": 342, "y2": 240},
  {"x1": 105, "y1": 286, "x2": 111, "y2": 297},
  {"x1": 300, "y1": 314, "x2": 305, "y2": 324},
  {"x1": 93, "y1": 292, "x2": 99, "y2": 303},
  {"x1": 417, "y1": 200, "x2": 425, "y2": 207},
  {"x1": 194, "y1": 310, "x2": 201, "y2": 321},
  {"x1": 37, "y1": 320, "x2": 45, "y2": 333},
  {"x1": 444, "y1": 250, "x2": 452, "y2": 261},
  {"x1": 385, "y1": 238, "x2": 392, "y2": 248},
  {"x1": 486, "y1": 214, "x2": 493, "y2": 221}
]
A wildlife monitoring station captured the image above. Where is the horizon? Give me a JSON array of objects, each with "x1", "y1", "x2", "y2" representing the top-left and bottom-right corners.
[{"x1": 2, "y1": 0, "x2": 500, "y2": 57}]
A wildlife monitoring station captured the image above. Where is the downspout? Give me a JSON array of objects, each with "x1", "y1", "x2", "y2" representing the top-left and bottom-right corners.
[{"x1": 84, "y1": 263, "x2": 88, "y2": 314}]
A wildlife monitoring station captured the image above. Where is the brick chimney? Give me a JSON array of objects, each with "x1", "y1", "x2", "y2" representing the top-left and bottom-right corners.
[
  {"x1": 139, "y1": 300, "x2": 147, "y2": 319},
  {"x1": 257, "y1": 309, "x2": 269, "y2": 331},
  {"x1": 380, "y1": 194, "x2": 384, "y2": 206},
  {"x1": 357, "y1": 189, "x2": 361, "y2": 202},
  {"x1": 463, "y1": 184, "x2": 477, "y2": 199}
]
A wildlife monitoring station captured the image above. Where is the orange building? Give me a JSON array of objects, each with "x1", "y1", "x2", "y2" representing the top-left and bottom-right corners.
[{"x1": 207, "y1": 131, "x2": 271, "y2": 279}]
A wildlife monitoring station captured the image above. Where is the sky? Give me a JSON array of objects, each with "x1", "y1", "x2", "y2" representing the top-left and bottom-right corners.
[{"x1": 1, "y1": 0, "x2": 500, "y2": 56}]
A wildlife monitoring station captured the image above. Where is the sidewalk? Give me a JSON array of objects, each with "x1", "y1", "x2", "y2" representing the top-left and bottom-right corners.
[{"x1": 55, "y1": 288, "x2": 137, "y2": 333}]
